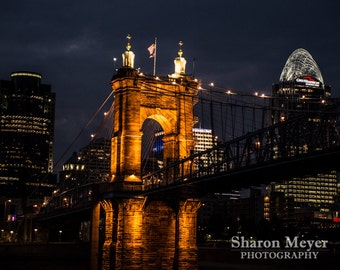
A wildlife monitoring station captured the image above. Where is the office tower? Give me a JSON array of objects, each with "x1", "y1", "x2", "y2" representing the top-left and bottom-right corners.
[
  {"x1": 59, "y1": 137, "x2": 111, "y2": 189},
  {"x1": 270, "y1": 49, "x2": 337, "y2": 210},
  {"x1": 193, "y1": 128, "x2": 215, "y2": 152},
  {"x1": 0, "y1": 71, "x2": 56, "y2": 216},
  {"x1": 272, "y1": 48, "x2": 331, "y2": 122},
  {"x1": 192, "y1": 128, "x2": 218, "y2": 171}
]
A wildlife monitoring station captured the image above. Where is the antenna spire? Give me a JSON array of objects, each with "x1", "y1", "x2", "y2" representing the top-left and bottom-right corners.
[
  {"x1": 178, "y1": 41, "x2": 183, "y2": 57},
  {"x1": 126, "y1": 34, "x2": 132, "y2": 51}
]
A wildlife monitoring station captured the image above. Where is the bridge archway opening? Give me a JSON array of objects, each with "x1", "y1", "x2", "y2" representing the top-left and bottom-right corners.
[{"x1": 141, "y1": 118, "x2": 163, "y2": 175}]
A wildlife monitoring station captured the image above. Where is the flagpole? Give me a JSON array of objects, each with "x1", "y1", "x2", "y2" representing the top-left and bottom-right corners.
[{"x1": 153, "y1": 37, "x2": 157, "y2": 76}]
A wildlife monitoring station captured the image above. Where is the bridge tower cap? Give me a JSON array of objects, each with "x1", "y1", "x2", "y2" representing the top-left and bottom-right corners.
[
  {"x1": 171, "y1": 40, "x2": 186, "y2": 78},
  {"x1": 122, "y1": 34, "x2": 135, "y2": 68}
]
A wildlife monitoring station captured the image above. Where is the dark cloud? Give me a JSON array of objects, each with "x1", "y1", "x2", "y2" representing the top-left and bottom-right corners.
[{"x1": 1, "y1": 0, "x2": 339, "y2": 171}]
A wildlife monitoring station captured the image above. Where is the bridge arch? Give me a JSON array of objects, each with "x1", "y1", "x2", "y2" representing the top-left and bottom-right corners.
[
  {"x1": 141, "y1": 112, "x2": 174, "y2": 135},
  {"x1": 110, "y1": 68, "x2": 199, "y2": 190}
]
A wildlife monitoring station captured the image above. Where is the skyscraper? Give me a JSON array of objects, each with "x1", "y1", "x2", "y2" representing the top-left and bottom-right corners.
[
  {"x1": 272, "y1": 48, "x2": 331, "y2": 123},
  {"x1": 0, "y1": 72, "x2": 56, "y2": 215},
  {"x1": 193, "y1": 128, "x2": 215, "y2": 152},
  {"x1": 270, "y1": 49, "x2": 337, "y2": 211},
  {"x1": 59, "y1": 137, "x2": 111, "y2": 189}
]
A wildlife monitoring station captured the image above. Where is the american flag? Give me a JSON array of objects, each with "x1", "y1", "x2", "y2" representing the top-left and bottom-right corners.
[{"x1": 148, "y1": 43, "x2": 156, "y2": 58}]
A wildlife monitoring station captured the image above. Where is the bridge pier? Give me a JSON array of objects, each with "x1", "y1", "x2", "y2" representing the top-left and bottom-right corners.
[
  {"x1": 93, "y1": 197, "x2": 201, "y2": 270},
  {"x1": 116, "y1": 198, "x2": 145, "y2": 269},
  {"x1": 91, "y1": 202, "x2": 101, "y2": 270},
  {"x1": 176, "y1": 200, "x2": 202, "y2": 269},
  {"x1": 100, "y1": 200, "x2": 115, "y2": 270}
]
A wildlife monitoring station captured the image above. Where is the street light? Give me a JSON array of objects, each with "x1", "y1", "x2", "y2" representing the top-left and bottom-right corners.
[
  {"x1": 34, "y1": 228, "x2": 38, "y2": 242},
  {"x1": 113, "y1": 57, "x2": 117, "y2": 71},
  {"x1": 4, "y1": 199, "x2": 11, "y2": 221},
  {"x1": 59, "y1": 230, "x2": 63, "y2": 242}
]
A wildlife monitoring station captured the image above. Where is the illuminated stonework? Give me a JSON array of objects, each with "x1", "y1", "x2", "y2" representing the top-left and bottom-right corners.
[
  {"x1": 110, "y1": 42, "x2": 199, "y2": 188},
  {"x1": 94, "y1": 198, "x2": 201, "y2": 269},
  {"x1": 90, "y1": 40, "x2": 202, "y2": 269}
]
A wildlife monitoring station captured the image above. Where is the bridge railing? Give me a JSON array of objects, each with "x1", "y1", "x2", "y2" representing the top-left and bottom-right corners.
[
  {"x1": 143, "y1": 101, "x2": 340, "y2": 189},
  {"x1": 43, "y1": 100, "x2": 340, "y2": 209},
  {"x1": 40, "y1": 183, "x2": 97, "y2": 214}
]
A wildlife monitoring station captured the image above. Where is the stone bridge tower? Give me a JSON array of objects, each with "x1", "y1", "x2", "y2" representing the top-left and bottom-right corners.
[
  {"x1": 89, "y1": 37, "x2": 202, "y2": 270},
  {"x1": 110, "y1": 37, "x2": 199, "y2": 190},
  {"x1": 36, "y1": 46, "x2": 202, "y2": 266}
]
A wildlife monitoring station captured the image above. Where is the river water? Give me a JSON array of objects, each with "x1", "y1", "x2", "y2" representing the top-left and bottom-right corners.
[{"x1": 0, "y1": 243, "x2": 338, "y2": 270}]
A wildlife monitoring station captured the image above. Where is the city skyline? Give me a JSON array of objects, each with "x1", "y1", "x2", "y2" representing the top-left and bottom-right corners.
[{"x1": 1, "y1": 0, "x2": 339, "y2": 172}]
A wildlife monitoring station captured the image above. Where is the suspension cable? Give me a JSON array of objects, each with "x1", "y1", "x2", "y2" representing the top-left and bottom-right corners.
[{"x1": 53, "y1": 90, "x2": 114, "y2": 172}]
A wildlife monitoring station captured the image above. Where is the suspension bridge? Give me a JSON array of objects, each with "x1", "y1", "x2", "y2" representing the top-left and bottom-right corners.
[
  {"x1": 33, "y1": 66, "x2": 340, "y2": 270},
  {"x1": 32, "y1": 42, "x2": 340, "y2": 270}
]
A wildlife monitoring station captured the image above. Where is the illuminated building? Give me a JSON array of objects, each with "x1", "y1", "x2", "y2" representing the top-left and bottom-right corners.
[
  {"x1": 272, "y1": 48, "x2": 331, "y2": 122},
  {"x1": 58, "y1": 152, "x2": 86, "y2": 189},
  {"x1": 0, "y1": 72, "x2": 56, "y2": 215},
  {"x1": 270, "y1": 49, "x2": 337, "y2": 211},
  {"x1": 59, "y1": 137, "x2": 111, "y2": 189},
  {"x1": 197, "y1": 187, "x2": 265, "y2": 239},
  {"x1": 193, "y1": 128, "x2": 215, "y2": 152},
  {"x1": 192, "y1": 128, "x2": 216, "y2": 171},
  {"x1": 264, "y1": 189, "x2": 294, "y2": 222}
]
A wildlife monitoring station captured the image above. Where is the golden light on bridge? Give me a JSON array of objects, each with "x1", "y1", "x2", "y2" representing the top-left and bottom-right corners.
[
  {"x1": 254, "y1": 92, "x2": 267, "y2": 97},
  {"x1": 130, "y1": 213, "x2": 143, "y2": 244}
]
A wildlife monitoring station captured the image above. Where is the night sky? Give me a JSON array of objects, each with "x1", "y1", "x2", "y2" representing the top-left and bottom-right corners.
[{"x1": 1, "y1": 0, "x2": 339, "y2": 172}]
